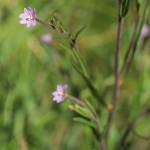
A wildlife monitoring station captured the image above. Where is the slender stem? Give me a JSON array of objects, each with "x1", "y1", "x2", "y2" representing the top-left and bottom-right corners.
[
  {"x1": 109, "y1": 0, "x2": 123, "y2": 134},
  {"x1": 121, "y1": 12, "x2": 140, "y2": 73},
  {"x1": 126, "y1": 0, "x2": 149, "y2": 72},
  {"x1": 113, "y1": 0, "x2": 122, "y2": 110},
  {"x1": 102, "y1": 1, "x2": 123, "y2": 149},
  {"x1": 66, "y1": 94, "x2": 99, "y2": 118},
  {"x1": 36, "y1": 18, "x2": 51, "y2": 28},
  {"x1": 72, "y1": 47, "x2": 89, "y2": 78},
  {"x1": 66, "y1": 95, "x2": 85, "y2": 106},
  {"x1": 36, "y1": 18, "x2": 69, "y2": 37}
]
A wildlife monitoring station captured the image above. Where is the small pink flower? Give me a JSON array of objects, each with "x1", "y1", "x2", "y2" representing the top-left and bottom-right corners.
[
  {"x1": 41, "y1": 33, "x2": 53, "y2": 45},
  {"x1": 52, "y1": 84, "x2": 68, "y2": 103},
  {"x1": 19, "y1": 7, "x2": 36, "y2": 27},
  {"x1": 141, "y1": 24, "x2": 150, "y2": 39}
]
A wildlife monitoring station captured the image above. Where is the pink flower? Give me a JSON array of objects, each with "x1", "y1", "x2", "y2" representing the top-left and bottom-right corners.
[
  {"x1": 52, "y1": 84, "x2": 68, "y2": 103},
  {"x1": 41, "y1": 33, "x2": 53, "y2": 45},
  {"x1": 141, "y1": 24, "x2": 150, "y2": 39},
  {"x1": 19, "y1": 7, "x2": 36, "y2": 27}
]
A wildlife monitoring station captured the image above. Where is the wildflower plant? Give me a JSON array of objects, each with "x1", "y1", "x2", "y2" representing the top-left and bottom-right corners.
[{"x1": 19, "y1": 1, "x2": 150, "y2": 149}]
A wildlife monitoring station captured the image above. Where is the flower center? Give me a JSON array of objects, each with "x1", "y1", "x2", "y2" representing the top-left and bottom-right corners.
[
  {"x1": 59, "y1": 92, "x2": 65, "y2": 96},
  {"x1": 27, "y1": 15, "x2": 33, "y2": 21}
]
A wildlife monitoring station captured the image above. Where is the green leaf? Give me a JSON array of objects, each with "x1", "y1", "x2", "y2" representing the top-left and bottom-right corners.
[
  {"x1": 72, "y1": 47, "x2": 89, "y2": 78},
  {"x1": 68, "y1": 104, "x2": 94, "y2": 119},
  {"x1": 13, "y1": 110, "x2": 25, "y2": 139},
  {"x1": 73, "y1": 117, "x2": 96, "y2": 128},
  {"x1": 84, "y1": 100, "x2": 97, "y2": 116},
  {"x1": 121, "y1": 0, "x2": 130, "y2": 17},
  {"x1": 59, "y1": 43, "x2": 89, "y2": 78}
]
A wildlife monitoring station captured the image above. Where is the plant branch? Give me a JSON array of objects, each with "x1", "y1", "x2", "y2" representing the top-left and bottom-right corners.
[
  {"x1": 126, "y1": 0, "x2": 149, "y2": 72},
  {"x1": 121, "y1": 1, "x2": 140, "y2": 73},
  {"x1": 121, "y1": 0, "x2": 149, "y2": 73},
  {"x1": 102, "y1": 0, "x2": 123, "y2": 149},
  {"x1": 66, "y1": 95, "x2": 85, "y2": 106},
  {"x1": 67, "y1": 95, "x2": 101, "y2": 141},
  {"x1": 36, "y1": 18, "x2": 51, "y2": 28}
]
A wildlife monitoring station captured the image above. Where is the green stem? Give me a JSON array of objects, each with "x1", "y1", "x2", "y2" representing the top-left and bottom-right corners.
[
  {"x1": 126, "y1": 0, "x2": 149, "y2": 72},
  {"x1": 72, "y1": 47, "x2": 89, "y2": 78},
  {"x1": 66, "y1": 94, "x2": 85, "y2": 106}
]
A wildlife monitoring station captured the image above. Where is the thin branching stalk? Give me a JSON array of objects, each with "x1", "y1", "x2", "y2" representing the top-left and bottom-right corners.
[
  {"x1": 102, "y1": 0, "x2": 123, "y2": 149},
  {"x1": 36, "y1": 18, "x2": 50, "y2": 28},
  {"x1": 121, "y1": 0, "x2": 149, "y2": 73},
  {"x1": 66, "y1": 95, "x2": 85, "y2": 106},
  {"x1": 113, "y1": 0, "x2": 122, "y2": 114},
  {"x1": 126, "y1": 0, "x2": 149, "y2": 72},
  {"x1": 121, "y1": 2, "x2": 140, "y2": 73}
]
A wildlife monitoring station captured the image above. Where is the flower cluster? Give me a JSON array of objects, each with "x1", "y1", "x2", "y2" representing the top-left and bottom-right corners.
[{"x1": 52, "y1": 84, "x2": 68, "y2": 103}]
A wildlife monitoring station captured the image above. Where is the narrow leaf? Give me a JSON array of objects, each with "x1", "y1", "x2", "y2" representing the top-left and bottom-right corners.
[
  {"x1": 73, "y1": 117, "x2": 96, "y2": 128},
  {"x1": 121, "y1": 0, "x2": 130, "y2": 17}
]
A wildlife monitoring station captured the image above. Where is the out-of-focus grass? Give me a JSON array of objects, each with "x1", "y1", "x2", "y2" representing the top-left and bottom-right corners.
[{"x1": 0, "y1": 0, "x2": 150, "y2": 149}]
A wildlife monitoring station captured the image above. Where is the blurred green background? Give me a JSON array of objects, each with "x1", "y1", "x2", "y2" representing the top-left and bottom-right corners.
[{"x1": 0, "y1": 0, "x2": 150, "y2": 150}]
